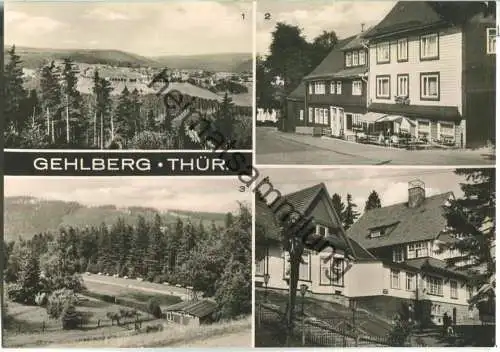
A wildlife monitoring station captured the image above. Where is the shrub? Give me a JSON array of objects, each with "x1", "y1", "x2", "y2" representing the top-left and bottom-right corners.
[
  {"x1": 61, "y1": 305, "x2": 81, "y2": 330},
  {"x1": 388, "y1": 317, "x2": 412, "y2": 346},
  {"x1": 131, "y1": 131, "x2": 164, "y2": 149},
  {"x1": 147, "y1": 298, "x2": 162, "y2": 318},
  {"x1": 46, "y1": 289, "x2": 78, "y2": 319},
  {"x1": 6, "y1": 283, "x2": 26, "y2": 303}
]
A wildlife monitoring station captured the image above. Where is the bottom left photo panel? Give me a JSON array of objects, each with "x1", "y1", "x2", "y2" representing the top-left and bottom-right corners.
[{"x1": 2, "y1": 176, "x2": 252, "y2": 348}]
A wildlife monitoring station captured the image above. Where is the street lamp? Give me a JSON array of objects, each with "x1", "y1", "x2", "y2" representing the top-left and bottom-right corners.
[
  {"x1": 299, "y1": 284, "x2": 308, "y2": 317},
  {"x1": 263, "y1": 273, "x2": 270, "y2": 302}
]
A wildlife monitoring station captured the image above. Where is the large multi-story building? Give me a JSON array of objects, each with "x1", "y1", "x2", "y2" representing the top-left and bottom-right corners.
[
  {"x1": 284, "y1": 1, "x2": 496, "y2": 147},
  {"x1": 363, "y1": 1, "x2": 496, "y2": 148},
  {"x1": 256, "y1": 181, "x2": 480, "y2": 325}
]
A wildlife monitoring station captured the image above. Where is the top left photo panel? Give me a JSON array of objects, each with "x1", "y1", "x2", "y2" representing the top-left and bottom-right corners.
[{"x1": 4, "y1": 0, "x2": 253, "y2": 151}]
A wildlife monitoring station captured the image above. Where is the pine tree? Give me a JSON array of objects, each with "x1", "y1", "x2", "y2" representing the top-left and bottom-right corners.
[
  {"x1": 4, "y1": 45, "x2": 28, "y2": 135},
  {"x1": 40, "y1": 62, "x2": 62, "y2": 144},
  {"x1": 130, "y1": 88, "x2": 141, "y2": 135},
  {"x1": 17, "y1": 249, "x2": 42, "y2": 304},
  {"x1": 61, "y1": 58, "x2": 84, "y2": 145},
  {"x1": 365, "y1": 190, "x2": 382, "y2": 212},
  {"x1": 147, "y1": 214, "x2": 164, "y2": 279},
  {"x1": 343, "y1": 194, "x2": 360, "y2": 230},
  {"x1": 331, "y1": 193, "x2": 346, "y2": 225},
  {"x1": 214, "y1": 93, "x2": 235, "y2": 146},
  {"x1": 115, "y1": 86, "x2": 133, "y2": 140}
]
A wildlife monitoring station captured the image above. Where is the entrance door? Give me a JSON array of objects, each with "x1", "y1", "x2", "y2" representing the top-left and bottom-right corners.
[
  {"x1": 338, "y1": 108, "x2": 345, "y2": 136},
  {"x1": 452, "y1": 308, "x2": 457, "y2": 326},
  {"x1": 330, "y1": 106, "x2": 337, "y2": 136}
]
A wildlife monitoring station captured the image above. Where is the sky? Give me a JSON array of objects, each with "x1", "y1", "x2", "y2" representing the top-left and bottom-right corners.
[
  {"x1": 5, "y1": 1, "x2": 252, "y2": 56},
  {"x1": 4, "y1": 177, "x2": 250, "y2": 213},
  {"x1": 256, "y1": 168, "x2": 467, "y2": 215},
  {"x1": 257, "y1": 0, "x2": 396, "y2": 54}
]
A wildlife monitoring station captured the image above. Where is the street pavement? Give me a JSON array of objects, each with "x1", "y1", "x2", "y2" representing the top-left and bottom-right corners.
[{"x1": 256, "y1": 127, "x2": 495, "y2": 166}]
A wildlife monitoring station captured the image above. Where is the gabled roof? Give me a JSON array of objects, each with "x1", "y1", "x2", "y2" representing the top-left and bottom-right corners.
[
  {"x1": 347, "y1": 192, "x2": 453, "y2": 249},
  {"x1": 363, "y1": 1, "x2": 492, "y2": 40},
  {"x1": 165, "y1": 299, "x2": 217, "y2": 318},
  {"x1": 287, "y1": 81, "x2": 305, "y2": 102},
  {"x1": 304, "y1": 36, "x2": 356, "y2": 80},
  {"x1": 162, "y1": 82, "x2": 222, "y2": 102},
  {"x1": 340, "y1": 29, "x2": 372, "y2": 50}
]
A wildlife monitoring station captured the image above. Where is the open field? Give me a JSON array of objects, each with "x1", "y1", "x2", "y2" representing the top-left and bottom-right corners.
[
  {"x1": 82, "y1": 275, "x2": 188, "y2": 303},
  {"x1": 52, "y1": 316, "x2": 252, "y2": 348},
  {"x1": 3, "y1": 297, "x2": 156, "y2": 347}
]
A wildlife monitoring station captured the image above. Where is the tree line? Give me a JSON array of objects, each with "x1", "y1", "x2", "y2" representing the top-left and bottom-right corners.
[
  {"x1": 4, "y1": 45, "x2": 252, "y2": 150},
  {"x1": 4, "y1": 203, "x2": 251, "y2": 319},
  {"x1": 257, "y1": 23, "x2": 340, "y2": 109}
]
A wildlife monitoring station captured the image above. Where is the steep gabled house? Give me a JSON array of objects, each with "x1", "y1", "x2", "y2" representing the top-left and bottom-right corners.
[
  {"x1": 299, "y1": 36, "x2": 367, "y2": 137},
  {"x1": 256, "y1": 183, "x2": 381, "y2": 305},
  {"x1": 363, "y1": 1, "x2": 496, "y2": 148},
  {"x1": 347, "y1": 180, "x2": 480, "y2": 325}
]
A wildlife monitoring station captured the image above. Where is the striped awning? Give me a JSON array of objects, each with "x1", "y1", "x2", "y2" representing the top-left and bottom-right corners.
[{"x1": 377, "y1": 115, "x2": 416, "y2": 125}]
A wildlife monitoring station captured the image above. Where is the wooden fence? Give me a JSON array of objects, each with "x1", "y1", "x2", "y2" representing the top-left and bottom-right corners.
[{"x1": 256, "y1": 303, "x2": 391, "y2": 347}]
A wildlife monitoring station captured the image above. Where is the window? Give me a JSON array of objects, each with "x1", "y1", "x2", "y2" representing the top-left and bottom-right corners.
[
  {"x1": 314, "y1": 81, "x2": 325, "y2": 94},
  {"x1": 487, "y1": 28, "x2": 496, "y2": 54},
  {"x1": 317, "y1": 225, "x2": 328, "y2": 236},
  {"x1": 359, "y1": 50, "x2": 366, "y2": 65},
  {"x1": 319, "y1": 109, "x2": 323, "y2": 125},
  {"x1": 299, "y1": 109, "x2": 304, "y2": 121},
  {"x1": 417, "y1": 120, "x2": 431, "y2": 139},
  {"x1": 408, "y1": 241, "x2": 428, "y2": 259},
  {"x1": 308, "y1": 83, "x2": 313, "y2": 95},
  {"x1": 308, "y1": 107, "x2": 313, "y2": 123},
  {"x1": 352, "y1": 51, "x2": 359, "y2": 66},
  {"x1": 397, "y1": 38, "x2": 408, "y2": 61},
  {"x1": 397, "y1": 74, "x2": 409, "y2": 97},
  {"x1": 331, "y1": 258, "x2": 344, "y2": 286},
  {"x1": 314, "y1": 108, "x2": 320, "y2": 124},
  {"x1": 336, "y1": 81, "x2": 342, "y2": 94},
  {"x1": 256, "y1": 258, "x2": 266, "y2": 276},
  {"x1": 376, "y1": 76, "x2": 390, "y2": 98},
  {"x1": 376, "y1": 42, "x2": 390, "y2": 63},
  {"x1": 427, "y1": 276, "x2": 443, "y2": 296},
  {"x1": 393, "y1": 248, "x2": 404, "y2": 263},
  {"x1": 438, "y1": 121, "x2": 455, "y2": 140},
  {"x1": 391, "y1": 269, "x2": 400, "y2": 289},
  {"x1": 370, "y1": 230, "x2": 381, "y2": 238},
  {"x1": 346, "y1": 52, "x2": 352, "y2": 67},
  {"x1": 450, "y1": 280, "x2": 458, "y2": 299},
  {"x1": 324, "y1": 108, "x2": 329, "y2": 125},
  {"x1": 299, "y1": 253, "x2": 310, "y2": 281},
  {"x1": 421, "y1": 73, "x2": 439, "y2": 100},
  {"x1": 467, "y1": 285, "x2": 474, "y2": 300},
  {"x1": 352, "y1": 81, "x2": 362, "y2": 96},
  {"x1": 406, "y1": 273, "x2": 415, "y2": 291},
  {"x1": 420, "y1": 33, "x2": 439, "y2": 60},
  {"x1": 330, "y1": 81, "x2": 336, "y2": 94}
]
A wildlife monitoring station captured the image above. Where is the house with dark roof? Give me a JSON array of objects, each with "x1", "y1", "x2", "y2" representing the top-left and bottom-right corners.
[
  {"x1": 363, "y1": 1, "x2": 496, "y2": 148},
  {"x1": 164, "y1": 298, "x2": 218, "y2": 326},
  {"x1": 256, "y1": 180, "x2": 481, "y2": 326},
  {"x1": 298, "y1": 33, "x2": 370, "y2": 139},
  {"x1": 347, "y1": 180, "x2": 480, "y2": 325}
]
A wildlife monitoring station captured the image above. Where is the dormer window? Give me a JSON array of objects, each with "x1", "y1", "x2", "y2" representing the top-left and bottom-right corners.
[
  {"x1": 352, "y1": 51, "x2": 359, "y2": 66},
  {"x1": 370, "y1": 230, "x2": 381, "y2": 238},
  {"x1": 316, "y1": 225, "x2": 329, "y2": 236},
  {"x1": 359, "y1": 50, "x2": 366, "y2": 65},
  {"x1": 346, "y1": 52, "x2": 353, "y2": 67}
]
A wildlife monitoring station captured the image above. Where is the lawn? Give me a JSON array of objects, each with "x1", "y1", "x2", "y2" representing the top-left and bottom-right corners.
[
  {"x1": 55, "y1": 315, "x2": 252, "y2": 347},
  {"x1": 2, "y1": 297, "x2": 154, "y2": 347}
]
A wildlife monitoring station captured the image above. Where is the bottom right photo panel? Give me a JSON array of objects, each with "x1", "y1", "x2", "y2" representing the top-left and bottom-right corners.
[{"x1": 254, "y1": 167, "x2": 495, "y2": 348}]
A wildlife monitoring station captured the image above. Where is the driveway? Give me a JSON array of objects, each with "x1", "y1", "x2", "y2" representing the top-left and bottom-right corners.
[{"x1": 256, "y1": 127, "x2": 495, "y2": 166}]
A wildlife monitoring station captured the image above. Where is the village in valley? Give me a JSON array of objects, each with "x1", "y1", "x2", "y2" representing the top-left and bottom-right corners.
[
  {"x1": 256, "y1": 1, "x2": 496, "y2": 165},
  {"x1": 2, "y1": 177, "x2": 252, "y2": 347},
  {"x1": 255, "y1": 168, "x2": 495, "y2": 347},
  {"x1": 4, "y1": 1, "x2": 252, "y2": 150}
]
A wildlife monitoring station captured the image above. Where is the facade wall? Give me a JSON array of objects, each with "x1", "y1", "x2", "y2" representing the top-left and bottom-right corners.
[{"x1": 368, "y1": 27, "x2": 463, "y2": 112}]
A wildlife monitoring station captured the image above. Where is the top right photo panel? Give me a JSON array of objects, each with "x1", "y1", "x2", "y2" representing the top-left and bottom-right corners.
[{"x1": 256, "y1": 1, "x2": 496, "y2": 166}]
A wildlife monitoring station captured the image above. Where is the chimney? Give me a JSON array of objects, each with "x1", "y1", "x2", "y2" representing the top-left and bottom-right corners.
[
  {"x1": 408, "y1": 180, "x2": 425, "y2": 208},
  {"x1": 361, "y1": 23, "x2": 365, "y2": 32}
]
